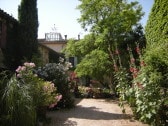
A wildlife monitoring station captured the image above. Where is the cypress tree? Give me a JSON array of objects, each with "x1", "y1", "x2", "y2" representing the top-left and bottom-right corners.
[
  {"x1": 18, "y1": 0, "x2": 38, "y2": 61},
  {"x1": 141, "y1": 0, "x2": 168, "y2": 124},
  {"x1": 145, "y1": 0, "x2": 168, "y2": 46}
]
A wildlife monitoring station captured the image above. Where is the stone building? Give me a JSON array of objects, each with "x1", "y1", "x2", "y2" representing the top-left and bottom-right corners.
[
  {"x1": 38, "y1": 32, "x2": 78, "y2": 66},
  {"x1": 0, "y1": 9, "x2": 18, "y2": 69},
  {"x1": 0, "y1": 8, "x2": 78, "y2": 68}
]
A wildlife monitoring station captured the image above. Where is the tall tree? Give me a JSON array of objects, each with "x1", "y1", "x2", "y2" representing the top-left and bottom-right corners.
[
  {"x1": 18, "y1": 0, "x2": 38, "y2": 61},
  {"x1": 64, "y1": 0, "x2": 144, "y2": 88},
  {"x1": 145, "y1": 0, "x2": 168, "y2": 46}
]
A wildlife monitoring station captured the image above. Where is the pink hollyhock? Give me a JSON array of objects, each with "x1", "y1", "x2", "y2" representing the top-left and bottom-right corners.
[
  {"x1": 140, "y1": 61, "x2": 146, "y2": 67},
  {"x1": 133, "y1": 73, "x2": 137, "y2": 78},
  {"x1": 133, "y1": 68, "x2": 138, "y2": 73},
  {"x1": 130, "y1": 58, "x2": 135, "y2": 64},
  {"x1": 136, "y1": 47, "x2": 140, "y2": 54},
  {"x1": 113, "y1": 64, "x2": 118, "y2": 71},
  {"x1": 130, "y1": 67, "x2": 134, "y2": 73},
  {"x1": 115, "y1": 49, "x2": 119, "y2": 54},
  {"x1": 127, "y1": 46, "x2": 130, "y2": 51},
  {"x1": 136, "y1": 82, "x2": 143, "y2": 89}
]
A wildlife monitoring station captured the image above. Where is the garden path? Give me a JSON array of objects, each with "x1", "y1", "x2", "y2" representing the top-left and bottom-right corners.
[{"x1": 47, "y1": 98, "x2": 149, "y2": 126}]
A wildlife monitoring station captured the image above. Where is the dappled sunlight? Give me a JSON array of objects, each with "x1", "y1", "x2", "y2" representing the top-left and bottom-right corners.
[{"x1": 47, "y1": 99, "x2": 148, "y2": 126}]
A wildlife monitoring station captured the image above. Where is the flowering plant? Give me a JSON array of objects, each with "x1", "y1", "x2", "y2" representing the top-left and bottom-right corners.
[
  {"x1": 36, "y1": 57, "x2": 75, "y2": 108},
  {"x1": 15, "y1": 62, "x2": 62, "y2": 108}
]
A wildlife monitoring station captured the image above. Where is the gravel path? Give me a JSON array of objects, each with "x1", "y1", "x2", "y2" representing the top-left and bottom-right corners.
[{"x1": 47, "y1": 98, "x2": 148, "y2": 126}]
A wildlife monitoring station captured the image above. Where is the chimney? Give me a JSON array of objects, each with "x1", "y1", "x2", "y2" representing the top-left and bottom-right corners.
[
  {"x1": 64, "y1": 35, "x2": 67, "y2": 40},
  {"x1": 78, "y1": 34, "x2": 80, "y2": 40}
]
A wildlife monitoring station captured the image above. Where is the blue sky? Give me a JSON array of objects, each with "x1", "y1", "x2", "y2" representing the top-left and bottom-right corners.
[{"x1": 0, "y1": 0, "x2": 154, "y2": 39}]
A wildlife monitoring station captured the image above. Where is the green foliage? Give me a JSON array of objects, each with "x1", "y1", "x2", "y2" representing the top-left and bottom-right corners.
[
  {"x1": 0, "y1": 71, "x2": 13, "y2": 125},
  {"x1": 18, "y1": 0, "x2": 39, "y2": 61},
  {"x1": 63, "y1": 0, "x2": 144, "y2": 88},
  {"x1": 77, "y1": 0, "x2": 144, "y2": 35},
  {"x1": 136, "y1": 45, "x2": 168, "y2": 125},
  {"x1": 139, "y1": 0, "x2": 168, "y2": 124},
  {"x1": 77, "y1": 86, "x2": 112, "y2": 99},
  {"x1": 63, "y1": 34, "x2": 96, "y2": 58},
  {"x1": 0, "y1": 63, "x2": 60, "y2": 126},
  {"x1": 116, "y1": 45, "x2": 168, "y2": 125},
  {"x1": 36, "y1": 58, "x2": 74, "y2": 108},
  {"x1": 115, "y1": 68, "x2": 132, "y2": 113},
  {"x1": 116, "y1": 1, "x2": 168, "y2": 125},
  {"x1": 31, "y1": 51, "x2": 44, "y2": 67},
  {"x1": 75, "y1": 49, "x2": 111, "y2": 81},
  {"x1": 145, "y1": 0, "x2": 168, "y2": 46},
  {"x1": 3, "y1": 77, "x2": 36, "y2": 126},
  {"x1": 133, "y1": 66, "x2": 165, "y2": 125}
]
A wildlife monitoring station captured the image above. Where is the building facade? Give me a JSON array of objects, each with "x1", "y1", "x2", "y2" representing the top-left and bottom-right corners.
[
  {"x1": 0, "y1": 9, "x2": 18, "y2": 69},
  {"x1": 38, "y1": 32, "x2": 78, "y2": 67}
]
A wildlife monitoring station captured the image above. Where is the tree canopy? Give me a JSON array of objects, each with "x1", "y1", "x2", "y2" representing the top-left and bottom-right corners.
[
  {"x1": 64, "y1": 0, "x2": 144, "y2": 84},
  {"x1": 145, "y1": 0, "x2": 168, "y2": 46}
]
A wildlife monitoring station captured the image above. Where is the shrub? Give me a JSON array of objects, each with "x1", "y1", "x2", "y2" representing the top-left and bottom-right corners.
[
  {"x1": 36, "y1": 57, "x2": 75, "y2": 108},
  {"x1": 1, "y1": 62, "x2": 61, "y2": 126},
  {"x1": 133, "y1": 46, "x2": 168, "y2": 125}
]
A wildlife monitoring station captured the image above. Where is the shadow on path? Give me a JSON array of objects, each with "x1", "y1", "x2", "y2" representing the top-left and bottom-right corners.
[{"x1": 47, "y1": 98, "x2": 133, "y2": 126}]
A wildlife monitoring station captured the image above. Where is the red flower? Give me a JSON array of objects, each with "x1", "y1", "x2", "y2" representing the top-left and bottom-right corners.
[
  {"x1": 136, "y1": 82, "x2": 143, "y2": 89},
  {"x1": 113, "y1": 64, "x2": 118, "y2": 71},
  {"x1": 130, "y1": 67, "x2": 134, "y2": 72},
  {"x1": 115, "y1": 49, "x2": 119, "y2": 54},
  {"x1": 133, "y1": 68, "x2": 138, "y2": 73},
  {"x1": 136, "y1": 47, "x2": 140, "y2": 54},
  {"x1": 133, "y1": 73, "x2": 137, "y2": 78},
  {"x1": 127, "y1": 46, "x2": 130, "y2": 51},
  {"x1": 140, "y1": 61, "x2": 146, "y2": 67}
]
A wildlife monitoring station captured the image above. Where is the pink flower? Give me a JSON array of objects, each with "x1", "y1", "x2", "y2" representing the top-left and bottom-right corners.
[
  {"x1": 130, "y1": 58, "x2": 135, "y2": 64},
  {"x1": 127, "y1": 47, "x2": 130, "y2": 51},
  {"x1": 43, "y1": 86, "x2": 48, "y2": 91},
  {"x1": 21, "y1": 66, "x2": 26, "y2": 71},
  {"x1": 136, "y1": 47, "x2": 140, "y2": 54},
  {"x1": 130, "y1": 67, "x2": 134, "y2": 72},
  {"x1": 115, "y1": 49, "x2": 119, "y2": 54},
  {"x1": 16, "y1": 66, "x2": 22, "y2": 73},
  {"x1": 24, "y1": 62, "x2": 29, "y2": 66},
  {"x1": 50, "y1": 83, "x2": 55, "y2": 88},
  {"x1": 55, "y1": 95, "x2": 62, "y2": 102},
  {"x1": 34, "y1": 74, "x2": 38, "y2": 77},
  {"x1": 133, "y1": 68, "x2": 138, "y2": 73},
  {"x1": 133, "y1": 73, "x2": 138, "y2": 78},
  {"x1": 29, "y1": 62, "x2": 35, "y2": 67},
  {"x1": 113, "y1": 64, "x2": 118, "y2": 71},
  {"x1": 136, "y1": 82, "x2": 143, "y2": 89},
  {"x1": 24, "y1": 62, "x2": 35, "y2": 67},
  {"x1": 17, "y1": 74, "x2": 22, "y2": 78},
  {"x1": 140, "y1": 61, "x2": 146, "y2": 67},
  {"x1": 49, "y1": 103, "x2": 56, "y2": 108}
]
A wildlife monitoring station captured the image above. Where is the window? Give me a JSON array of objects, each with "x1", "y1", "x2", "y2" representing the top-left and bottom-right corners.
[{"x1": 69, "y1": 57, "x2": 74, "y2": 67}]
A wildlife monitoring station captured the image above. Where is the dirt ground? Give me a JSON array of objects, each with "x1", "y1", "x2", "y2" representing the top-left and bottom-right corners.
[{"x1": 47, "y1": 98, "x2": 149, "y2": 126}]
